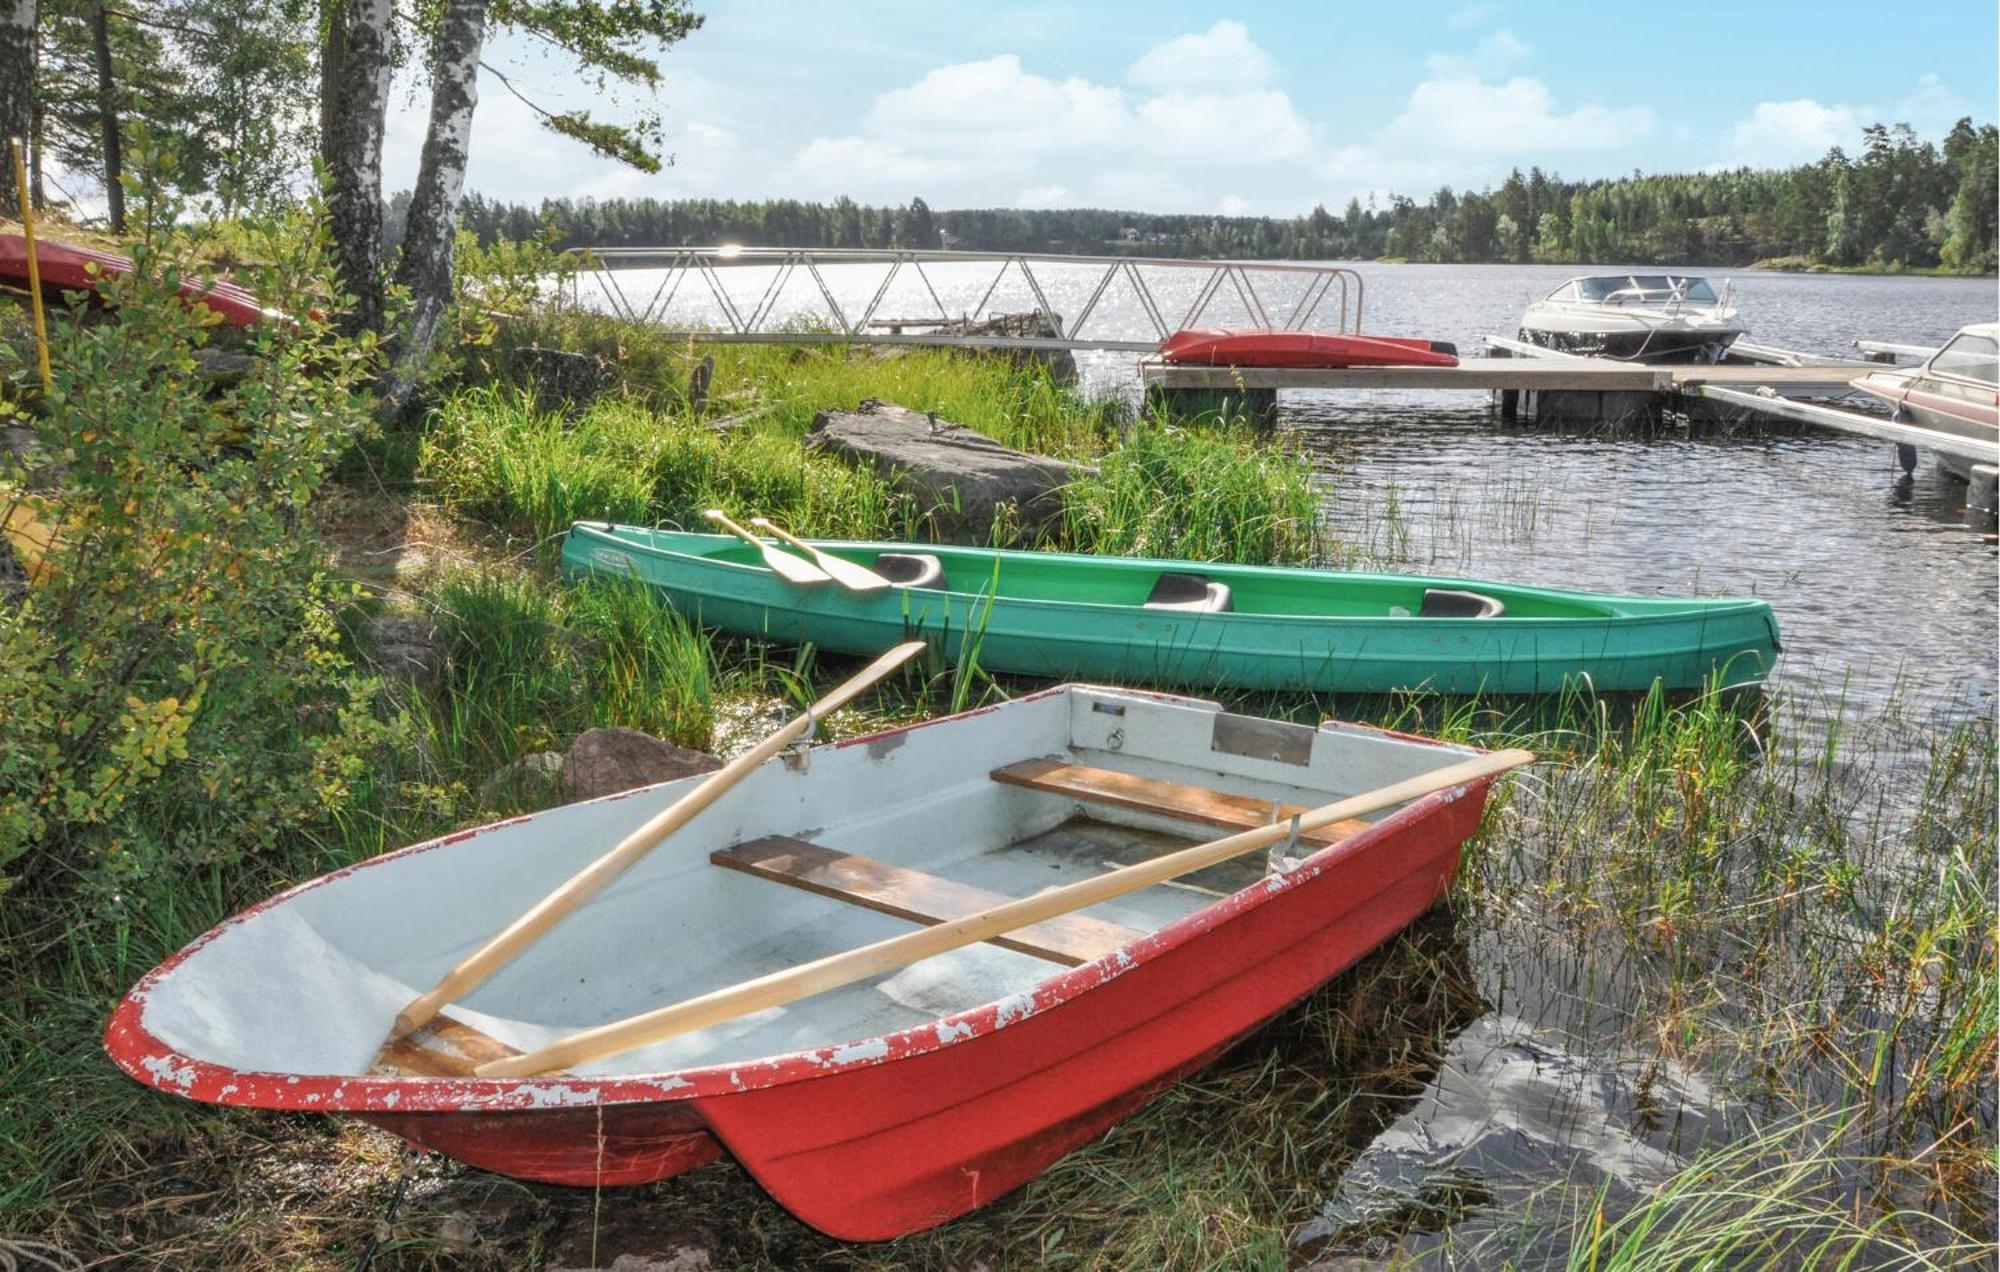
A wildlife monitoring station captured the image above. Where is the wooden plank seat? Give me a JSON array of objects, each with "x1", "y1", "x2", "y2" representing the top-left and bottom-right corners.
[
  {"x1": 373, "y1": 1012, "x2": 528, "y2": 1078},
  {"x1": 712, "y1": 836, "x2": 1145, "y2": 967},
  {"x1": 990, "y1": 758, "x2": 1373, "y2": 847}
]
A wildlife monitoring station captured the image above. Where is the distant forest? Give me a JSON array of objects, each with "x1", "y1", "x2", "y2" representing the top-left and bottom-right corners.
[{"x1": 424, "y1": 120, "x2": 1998, "y2": 275}]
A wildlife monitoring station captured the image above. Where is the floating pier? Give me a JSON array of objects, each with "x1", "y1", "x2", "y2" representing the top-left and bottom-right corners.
[{"x1": 1139, "y1": 342, "x2": 1876, "y2": 429}]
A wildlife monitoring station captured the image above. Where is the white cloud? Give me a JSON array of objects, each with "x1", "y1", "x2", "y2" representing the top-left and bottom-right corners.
[
  {"x1": 1127, "y1": 20, "x2": 1275, "y2": 89},
  {"x1": 1716, "y1": 76, "x2": 1969, "y2": 170},
  {"x1": 865, "y1": 55, "x2": 1129, "y2": 154},
  {"x1": 1896, "y1": 73, "x2": 1970, "y2": 130},
  {"x1": 1447, "y1": 2, "x2": 1499, "y2": 28},
  {"x1": 1014, "y1": 184, "x2": 1070, "y2": 208},
  {"x1": 1136, "y1": 90, "x2": 1313, "y2": 163},
  {"x1": 1475, "y1": 29, "x2": 1530, "y2": 68},
  {"x1": 1217, "y1": 194, "x2": 1251, "y2": 215},
  {"x1": 1383, "y1": 73, "x2": 1653, "y2": 157}
]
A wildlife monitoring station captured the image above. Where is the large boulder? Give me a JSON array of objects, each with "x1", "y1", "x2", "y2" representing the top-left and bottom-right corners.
[
  {"x1": 562, "y1": 726, "x2": 722, "y2": 801},
  {"x1": 807, "y1": 399, "x2": 1083, "y2": 539},
  {"x1": 365, "y1": 614, "x2": 442, "y2": 687}
]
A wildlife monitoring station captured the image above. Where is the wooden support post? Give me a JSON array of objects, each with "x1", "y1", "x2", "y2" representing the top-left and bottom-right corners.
[
  {"x1": 1965, "y1": 464, "x2": 1998, "y2": 531},
  {"x1": 1144, "y1": 384, "x2": 1278, "y2": 429}
]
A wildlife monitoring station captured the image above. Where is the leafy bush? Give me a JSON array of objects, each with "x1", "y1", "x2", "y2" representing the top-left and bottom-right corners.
[{"x1": 0, "y1": 204, "x2": 392, "y2": 913}]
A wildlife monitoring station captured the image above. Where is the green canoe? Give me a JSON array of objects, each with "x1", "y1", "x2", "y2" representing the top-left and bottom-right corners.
[{"x1": 561, "y1": 523, "x2": 1780, "y2": 695}]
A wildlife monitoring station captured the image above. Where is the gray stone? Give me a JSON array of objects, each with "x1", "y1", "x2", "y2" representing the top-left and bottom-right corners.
[
  {"x1": 562, "y1": 726, "x2": 721, "y2": 801},
  {"x1": 194, "y1": 349, "x2": 258, "y2": 383},
  {"x1": 478, "y1": 751, "x2": 564, "y2": 807},
  {"x1": 365, "y1": 614, "x2": 441, "y2": 686},
  {"x1": 506, "y1": 345, "x2": 618, "y2": 413},
  {"x1": 808, "y1": 398, "x2": 1084, "y2": 539}
]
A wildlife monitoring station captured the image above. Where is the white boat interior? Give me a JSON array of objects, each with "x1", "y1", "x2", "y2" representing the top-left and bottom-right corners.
[
  {"x1": 1518, "y1": 274, "x2": 1744, "y2": 362},
  {"x1": 136, "y1": 687, "x2": 1474, "y2": 1081}
]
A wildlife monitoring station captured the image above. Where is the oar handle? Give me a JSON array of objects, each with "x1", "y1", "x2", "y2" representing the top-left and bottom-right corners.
[
  {"x1": 751, "y1": 518, "x2": 817, "y2": 555},
  {"x1": 474, "y1": 746, "x2": 1534, "y2": 1077},
  {"x1": 391, "y1": 641, "x2": 930, "y2": 1039},
  {"x1": 704, "y1": 508, "x2": 763, "y2": 546}
]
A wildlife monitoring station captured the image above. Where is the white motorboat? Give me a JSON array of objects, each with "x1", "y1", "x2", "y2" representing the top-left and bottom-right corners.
[
  {"x1": 1518, "y1": 274, "x2": 1744, "y2": 363},
  {"x1": 1850, "y1": 323, "x2": 1999, "y2": 480}
]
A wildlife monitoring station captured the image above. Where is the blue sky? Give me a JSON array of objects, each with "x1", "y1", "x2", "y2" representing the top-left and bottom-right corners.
[{"x1": 383, "y1": 1, "x2": 2000, "y2": 214}]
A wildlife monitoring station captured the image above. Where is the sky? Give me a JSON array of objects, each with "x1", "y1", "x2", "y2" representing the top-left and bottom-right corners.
[{"x1": 382, "y1": 0, "x2": 2000, "y2": 216}]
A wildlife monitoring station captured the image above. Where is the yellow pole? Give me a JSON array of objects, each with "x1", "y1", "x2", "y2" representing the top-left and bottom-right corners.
[{"x1": 10, "y1": 136, "x2": 52, "y2": 394}]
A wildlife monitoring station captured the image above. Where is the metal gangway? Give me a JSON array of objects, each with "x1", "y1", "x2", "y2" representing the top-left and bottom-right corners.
[{"x1": 562, "y1": 247, "x2": 1364, "y2": 352}]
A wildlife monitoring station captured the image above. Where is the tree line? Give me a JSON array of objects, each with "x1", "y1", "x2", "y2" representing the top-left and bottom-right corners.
[{"x1": 437, "y1": 119, "x2": 1996, "y2": 274}]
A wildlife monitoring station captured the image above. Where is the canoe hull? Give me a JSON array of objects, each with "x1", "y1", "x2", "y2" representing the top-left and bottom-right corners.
[{"x1": 563, "y1": 526, "x2": 1780, "y2": 695}]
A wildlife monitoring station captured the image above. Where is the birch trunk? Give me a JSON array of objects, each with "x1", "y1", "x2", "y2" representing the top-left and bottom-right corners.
[
  {"x1": 382, "y1": 0, "x2": 487, "y2": 417},
  {"x1": 0, "y1": 0, "x2": 34, "y2": 216},
  {"x1": 319, "y1": 0, "x2": 393, "y2": 333}
]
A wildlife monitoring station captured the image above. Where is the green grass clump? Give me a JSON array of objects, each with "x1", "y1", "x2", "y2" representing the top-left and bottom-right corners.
[
  {"x1": 1063, "y1": 417, "x2": 1325, "y2": 564},
  {"x1": 421, "y1": 388, "x2": 918, "y2": 546},
  {"x1": 427, "y1": 570, "x2": 715, "y2": 777}
]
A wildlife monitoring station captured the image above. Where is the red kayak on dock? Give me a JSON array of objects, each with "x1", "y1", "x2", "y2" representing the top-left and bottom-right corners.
[
  {"x1": 0, "y1": 233, "x2": 270, "y2": 328},
  {"x1": 1160, "y1": 328, "x2": 1460, "y2": 368}
]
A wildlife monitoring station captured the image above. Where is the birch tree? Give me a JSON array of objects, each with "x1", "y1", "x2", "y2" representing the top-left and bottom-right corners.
[
  {"x1": 320, "y1": 0, "x2": 392, "y2": 332},
  {"x1": 380, "y1": 0, "x2": 484, "y2": 414}
]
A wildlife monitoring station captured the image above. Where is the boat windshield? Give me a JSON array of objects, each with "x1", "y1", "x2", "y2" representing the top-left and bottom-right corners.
[
  {"x1": 1929, "y1": 332, "x2": 1999, "y2": 385},
  {"x1": 1568, "y1": 275, "x2": 1718, "y2": 304}
]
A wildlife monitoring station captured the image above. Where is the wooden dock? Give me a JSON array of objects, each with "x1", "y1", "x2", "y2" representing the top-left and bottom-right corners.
[{"x1": 1137, "y1": 357, "x2": 1875, "y2": 394}]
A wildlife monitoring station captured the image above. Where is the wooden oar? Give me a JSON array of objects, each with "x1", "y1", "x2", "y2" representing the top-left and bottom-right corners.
[
  {"x1": 704, "y1": 509, "x2": 830, "y2": 585},
  {"x1": 473, "y1": 746, "x2": 1534, "y2": 1078},
  {"x1": 751, "y1": 518, "x2": 891, "y2": 593},
  {"x1": 384, "y1": 640, "x2": 930, "y2": 1044}
]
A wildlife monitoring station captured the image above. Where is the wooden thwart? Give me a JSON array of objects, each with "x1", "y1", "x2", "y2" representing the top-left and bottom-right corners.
[
  {"x1": 472, "y1": 747, "x2": 1534, "y2": 1078},
  {"x1": 372, "y1": 1013, "x2": 525, "y2": 1078},
  {"x1": 992, "y1": 759, "x2": 1372, "y2": 846},
  {"x1": 713, "y1": 836, "x2": 1143, "y2": 967}
]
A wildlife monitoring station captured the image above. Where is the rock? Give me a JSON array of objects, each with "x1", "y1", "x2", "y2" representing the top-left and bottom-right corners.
[
  {"x1": 686, "y1": 353, "x2": 714, "y2": 412},
  {"x1": 506, "y1": 345, "x2": 618, "y2": 413},
  {"x1": 872, "y1": 311, "x2": 1077, "y2": 383},
  {"x1": 808, "y1": 399, "x2": 1084, "y2": 539},
  {"x1": 562, "y1": 726, "x2": 721, "y2": 801},
  {"x1": 365, "y1": 614, "x2": 441, "y2": 686},
  {"x1": 478, "y1": 751, "x2": 564, "y2": 807},
  {"x1": 194, "y1": 349, "x2": 258, "y2": 384}
]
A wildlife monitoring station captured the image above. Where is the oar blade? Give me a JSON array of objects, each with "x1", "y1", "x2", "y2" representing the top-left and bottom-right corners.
[{"x1": 752, "y1": 518, "x2": 892, "y2": 592}]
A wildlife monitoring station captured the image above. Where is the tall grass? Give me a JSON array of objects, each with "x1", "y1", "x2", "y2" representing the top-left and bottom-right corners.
[
  {"x1": 426, "y1": 571, "x2": 715, "y2": 778},
  {"x1": 1063, "y1": 417, "x2": 1326, "y2": 565}
]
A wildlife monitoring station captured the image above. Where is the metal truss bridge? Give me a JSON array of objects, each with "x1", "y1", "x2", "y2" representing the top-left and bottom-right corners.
[{"x1": 563, "y1": 247, "x2": 1365, "y2": 352}]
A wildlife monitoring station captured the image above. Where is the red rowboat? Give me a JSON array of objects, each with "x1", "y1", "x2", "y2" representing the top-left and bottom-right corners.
[
  {"x1": 106, "y1": 685, "x2": 1505, "y2": 1240},
  {"x1": 1160, "y1": 328, "x2": 1460, "y2": 368},
  {"x1": 0, "y1": 233, "x2": 270, "y2": 328}
]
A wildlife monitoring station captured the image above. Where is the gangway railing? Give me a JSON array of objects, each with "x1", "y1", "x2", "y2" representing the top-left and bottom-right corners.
[{"x1": 562, "y1": 247, "x2": 1364, "y2": 352}]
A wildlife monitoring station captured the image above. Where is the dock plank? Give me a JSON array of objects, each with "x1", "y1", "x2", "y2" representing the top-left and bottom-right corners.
[
  {"x1": 713, "y1": 836, "x2": 1145, "y2": 967},
  {"x1": 1139, "y1": 358, "x2": 1875, "y2": 393},
  {"x1": 991, "y1": 758, "x2": 1371, "y2": 847}
]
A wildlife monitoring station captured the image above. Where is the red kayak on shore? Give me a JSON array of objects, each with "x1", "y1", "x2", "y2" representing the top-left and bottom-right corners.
[
  {"x1": 1160, "y1": 328, "x2": 1460, "y2": 368},
  {"x1": 0, "y1": 233, "x2": 269, "y2": 328}
]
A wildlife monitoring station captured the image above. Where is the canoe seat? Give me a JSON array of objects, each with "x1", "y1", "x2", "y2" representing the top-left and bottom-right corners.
[
  {"x1": 1144, "y1": 572, "x2": 1233, "y2": 613},
  {"x1": 874, "y1": 552, "x2": 947, "y2": 590},
  {"x1": 713, "y1": 835, "x2": 1143, "y2": 966},
  {"x1": 1419, "y1": 587, "x2": 1505, "y2": 619},
  {"x1": 991, "y1": 759, "x2": 1370, "y2": 847}
]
